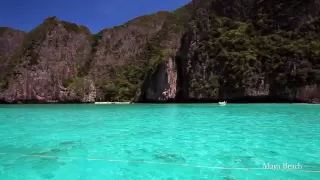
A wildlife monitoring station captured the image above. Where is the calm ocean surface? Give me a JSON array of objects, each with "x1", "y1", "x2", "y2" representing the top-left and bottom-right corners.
[{"x1": 0, "y1": 104, "x2": 319, "y2": 180}]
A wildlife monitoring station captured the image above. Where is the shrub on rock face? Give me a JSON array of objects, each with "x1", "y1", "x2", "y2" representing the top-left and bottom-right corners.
[{"x1": 103, "y1": 83, "x2": 117, "y2": 101}]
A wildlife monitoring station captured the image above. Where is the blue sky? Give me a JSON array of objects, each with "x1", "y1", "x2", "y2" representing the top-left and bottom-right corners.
[{"x1": 0, "y1": 0, "x2": 191, "y2": 33}]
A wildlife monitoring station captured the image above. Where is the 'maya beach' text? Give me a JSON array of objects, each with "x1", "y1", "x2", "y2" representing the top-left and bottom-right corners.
[{"x1": 263, "y1": 163, "x2": 303, "y2": 171}]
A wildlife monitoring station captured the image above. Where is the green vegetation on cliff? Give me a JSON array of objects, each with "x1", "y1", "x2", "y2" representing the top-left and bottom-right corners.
[
  {"x1": 184, "y1": 0, "x2": 320, "y2": 99},
  {"x1": 61, "y1": 21, "x2": 91, "y2": 34},
  {"x1": 97, "y1": 6, "x2": 192, "y2": 102},
  {"x1": 0, "y1": 27, "x2": 9, "y2": 36}
]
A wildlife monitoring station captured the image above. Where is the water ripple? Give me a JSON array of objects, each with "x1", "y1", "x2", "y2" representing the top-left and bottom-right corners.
[{"x1": 0, "y1": 104, "x2": 319, "y2": 179}]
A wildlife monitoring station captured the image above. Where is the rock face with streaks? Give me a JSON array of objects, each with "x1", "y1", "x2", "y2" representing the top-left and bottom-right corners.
[
  {"x1": 138, "y1": 58, "x2": 177, "y2": 102},
  {"x1": 89, "y1": 11, "x2": 170, "y2": 101},
  {"x1": 0, "y1": 27, "x2": 26, "y2": 89},
  {"x1": 0, "y1": 17, "x2": 95, "y2": 103},
  {"x1": 137, "y1": 0, "x2": 320, "y2": 103}
]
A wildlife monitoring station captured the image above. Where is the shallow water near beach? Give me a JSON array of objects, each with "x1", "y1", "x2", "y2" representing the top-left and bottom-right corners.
[{"x1": 0, "y1": 104, "x2": 319, "y2": 180}]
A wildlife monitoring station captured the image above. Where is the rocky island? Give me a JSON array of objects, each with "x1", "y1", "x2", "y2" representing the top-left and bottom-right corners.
[{"x1": 1, "y1": 0, "x2": 320, "y2": 103}]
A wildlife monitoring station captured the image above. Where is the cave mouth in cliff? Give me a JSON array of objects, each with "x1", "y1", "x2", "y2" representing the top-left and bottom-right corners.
[{"x1": 0, "y1": 100, "x2": 10, "y2": 104}]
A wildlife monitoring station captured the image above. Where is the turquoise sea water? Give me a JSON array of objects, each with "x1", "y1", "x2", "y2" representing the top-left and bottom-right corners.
[{"x1": 0, "y1": 104, "x2": 320, "y2": 180}]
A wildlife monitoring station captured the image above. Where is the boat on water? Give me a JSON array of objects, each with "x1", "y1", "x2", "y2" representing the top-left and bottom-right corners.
[{"x1": 219, "y1": 101, "x2": 227, "y2": 106}]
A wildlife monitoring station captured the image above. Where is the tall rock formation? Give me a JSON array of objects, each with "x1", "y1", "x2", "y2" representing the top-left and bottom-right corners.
[
  {"x1": 0, "y1": 17, "x2": 96, "y2": 103},
  {"x1": 89, "y1": 11, "x2": 170, "y2": 101},
  {"x1": 138, "y1": 0, "x2": 320, "y2": 103}
]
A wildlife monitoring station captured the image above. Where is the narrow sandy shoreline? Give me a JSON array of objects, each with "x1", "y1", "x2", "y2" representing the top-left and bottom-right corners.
[{"x1": 94, "y1": 102, "x2": 132, "y2": 104}]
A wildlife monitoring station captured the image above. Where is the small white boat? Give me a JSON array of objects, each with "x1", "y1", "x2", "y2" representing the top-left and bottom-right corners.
[{"x1": 219, "y1": 101, "x2": 227, "y2": 106}]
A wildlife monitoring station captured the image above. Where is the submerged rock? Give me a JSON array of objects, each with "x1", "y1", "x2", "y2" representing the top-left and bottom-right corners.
[{"x1": 154, "y1": 153, "x2": 186, "y2": 163}]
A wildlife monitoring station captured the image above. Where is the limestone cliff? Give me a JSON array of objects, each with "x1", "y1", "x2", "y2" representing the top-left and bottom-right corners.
[
  {"x1": 1, "y1": 0, "x2": 320, "y2": 103},
  {"x1": 0, "y1": 27, "x2": 26, "y2": 89},
  {"x1": 137, "y1": 0, "x2": 320, "y2": 103},
  {"x1": 0, "y1": 17, "x2": 95, "y2": 103},
  {"x1": 89, "y1": 11, "x2": 170, "y2": 101}
]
